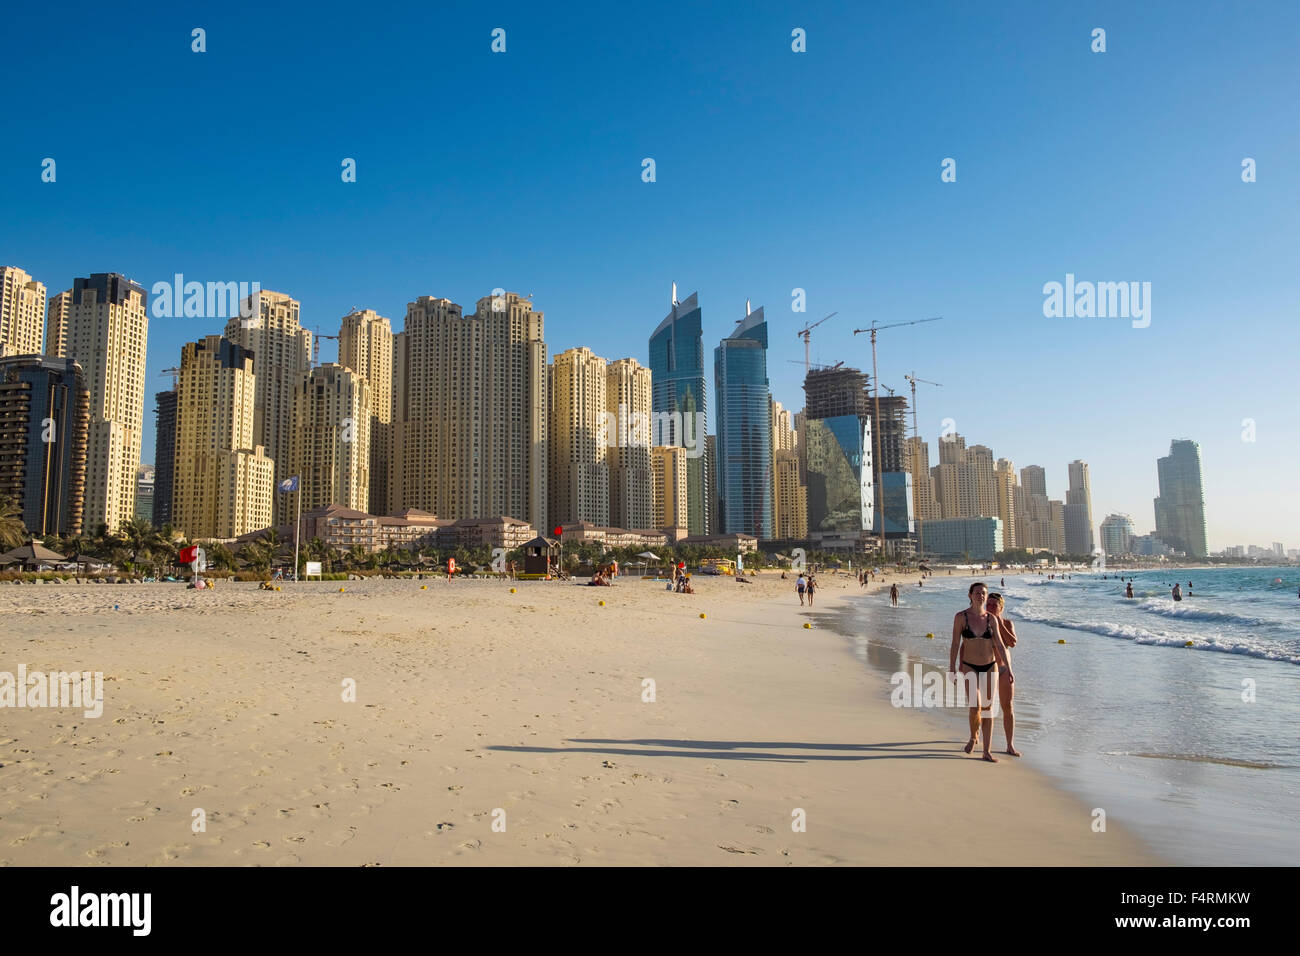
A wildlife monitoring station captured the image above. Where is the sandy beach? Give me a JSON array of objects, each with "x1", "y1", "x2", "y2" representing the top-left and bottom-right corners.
[{"x1": 0, "y1": 573, "x2": 1160, "y2": 865}]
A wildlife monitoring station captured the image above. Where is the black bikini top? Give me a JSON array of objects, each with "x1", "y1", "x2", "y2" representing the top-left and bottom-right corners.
[{"x1": 961, "y1": 608, "x2": 994, "y2": 640}]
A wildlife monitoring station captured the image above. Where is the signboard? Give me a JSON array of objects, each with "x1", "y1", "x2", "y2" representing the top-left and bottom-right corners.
[{"x1": 305, "y1": 561, "x2": 322, "y2": 578}]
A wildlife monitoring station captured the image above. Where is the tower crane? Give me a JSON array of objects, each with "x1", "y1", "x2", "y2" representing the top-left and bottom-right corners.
[
  {"x1": 904, "y1": 372, "x2": 943, "y2": 558},
  {"x1": 795, "y1": 312, "x2": 838, "y2": 374}
]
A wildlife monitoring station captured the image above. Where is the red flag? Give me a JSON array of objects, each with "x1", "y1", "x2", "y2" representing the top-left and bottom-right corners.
[
  {"x1": 178, "y1": 545, "x2": 199, "y2": 564},
  {"x1": 553, "y1": 526, "x2": 563, "y2": 537}
]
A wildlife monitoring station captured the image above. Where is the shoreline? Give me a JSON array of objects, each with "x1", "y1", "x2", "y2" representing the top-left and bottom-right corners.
[{"x1": 0, "y1": 574, "x2": 1159, "y2": 865}]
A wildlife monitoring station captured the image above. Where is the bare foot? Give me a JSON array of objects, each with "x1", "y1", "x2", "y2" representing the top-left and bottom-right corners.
[
  {"x1": 981, "y1": 752, "x2": 999, "y2": 763},
  {"x1": 1005, "y1": 746, "x2": 1022, "y2": 757},
  {"x1": 963, "y1": 737, "x2": 976, "y2": 754}
]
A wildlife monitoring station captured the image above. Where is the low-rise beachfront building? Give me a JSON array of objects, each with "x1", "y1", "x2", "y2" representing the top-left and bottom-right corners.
[
  {"x1": 919, "y1": 516, "x2": 1003, "y2": 560},
  {"x1": 679, "y1": 532, "x2": 759, "y2": 554},
  {"x1": 558, "y1": 521, "x2": 668, "y2": 550},
  {"x1": 439, "y1": 515, "x2": 536, "y2": 551},
  {"x1": 238, "y1": 506, "x2": 534, "y2": 554}
]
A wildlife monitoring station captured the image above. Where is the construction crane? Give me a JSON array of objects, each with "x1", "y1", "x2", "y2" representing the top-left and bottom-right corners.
[
  {"x1": 785, "y1": 359, "x2": 844, "y2": 372},
  {"x1": 796, "y1": 312, "x2": 837, "y2": 374},
  {"x1": 312, "y1": 327, "x2": 340, "y2": 368},
  {"x1": 852, "y1": 316, "x2": 944, "y2": 556},
  {"x1": 904, "y1": 372, "x2": 943, "y2": 558},
  {"x1": 159, "y1": 367, "x2": 180, "y2": 390}
]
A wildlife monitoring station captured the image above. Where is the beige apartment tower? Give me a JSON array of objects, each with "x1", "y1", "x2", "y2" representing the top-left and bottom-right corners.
[
  {"x1": 391, "y1": 292, "x2": 547, "y2": 530},
  {"x1": 994, "y1": 458, "x2": 1018, "y2": 549},
  {"x1": 64, "y1": 274, "x2": 149, "y2": 533},
  {"x1": 651, "y1": 445, "x2": 688, "y2": 530},
  {"x1": 45, "y1": 290, "x2": 71, "y2": 358},
  {"x1": 224, "y1": 290, "x2": 312, "y2": 524},
  {"x1": 905, "y1": 436, "x2": 940, "y2": 521},
  {"x1": 0, "y1": 267, "x2": 46, "y2": 358},
  {"x1": 550, "y1": 347, "x2": 609, "y2": 526},
  {"x1": 606, "y1": 357, "x2": 653, "y2": 530},
  {"x1": 172, "y1": 335, "x2": 272, "y2": 539},
  {"x1": 289, "y1": 363, "x2": 372, "y2": 512},
  {"x1": 773, "y1": 449, "x2": 808, "y2": 539},
  {"x1": 338, "y1": 309, "x2": 393, "y2": 515}
]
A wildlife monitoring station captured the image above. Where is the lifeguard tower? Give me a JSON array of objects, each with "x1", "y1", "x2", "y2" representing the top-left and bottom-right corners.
[{"x1": 519, "y1": 536, "x2": 557, "y2": 579}]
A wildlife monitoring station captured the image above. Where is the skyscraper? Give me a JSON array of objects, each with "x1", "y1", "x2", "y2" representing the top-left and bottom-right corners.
[
  {"x1": 0, "y1": 355, "x2": 88, "y2": 536},
  {"x1": 651, "y1": 445, "x2": 688, "y2": 530},
  {"x1": 606, "y1": 357, "x2": 653, "y2": 530},
  {"x1": 1099, "y1": 514, "x2": 1135, "y2": 556},
  {"x1": 1064, "y1": 459, "x2": 1096, "y2": 555},
  {"x1": 392, "y1": 291, "x2": 548, "y2": 530},
  {"x1": 153, "y1": 389, "x2": 177, "y2": 528},
  {"x1": 65, "y1": 273, "x2": 149, "y2": 533},
  {"x1": 1154, "y1": 439, "x2": 1208, "y2": 557},
  {"x1": 649, "y1": 287, "x2": 708, "y2": 535},
  {"x1": 44, "y1": 290, "x2": 71, "y2": 358},
  {"x1": 290, "y1": 364, "x2": 373, "y2": 513},
  {"x1": 549, "y1": 347, "x2": 610, "y2": 526},
  {"x1": 714, "y1": 303, "x2": 771, "y2": 537},
  {"x1": 338, "y1": 309, "x2": 393, "y2": 515},
  {"x1": 0, "y1": 266, "x2": 46, "y2": 358},
  {"x1": 224, "y1": 290, "x2": 312, "y2": 524},
  {"x1": 172, "y1": 335, "x2": 273, "y2": 539},
  {"x1": 994, "y1": 458, "x2": 1018, "y2": 549},
  {"x1": 772, "y1": 450, "x2": 808, "y2": 539},
  {"x1": 905, "y1": 436, "x2": 940, "y2": 521}
]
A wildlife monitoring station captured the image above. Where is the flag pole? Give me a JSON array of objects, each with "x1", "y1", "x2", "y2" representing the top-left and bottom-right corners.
[{"x1": 293, "y1": 485, "x2": 301, "y2": 582}]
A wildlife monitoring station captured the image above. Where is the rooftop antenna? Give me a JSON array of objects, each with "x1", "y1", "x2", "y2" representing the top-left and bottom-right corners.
[
  {"x1": 672, "y1": 281, "x2": 678, "y2": 307},
  {"x1": 746, "y1": 298, "x2": 751, "y2": 316}
]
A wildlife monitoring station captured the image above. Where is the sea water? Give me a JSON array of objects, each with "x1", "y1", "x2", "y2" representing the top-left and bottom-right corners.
[{"x1": 836, "y1": 567, "x2": 1300, "y2": 865}]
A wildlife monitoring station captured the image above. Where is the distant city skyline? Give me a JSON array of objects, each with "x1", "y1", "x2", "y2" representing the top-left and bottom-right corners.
[{"x1": 4, "y1": 1, "x2": 1296, "y2": 548}]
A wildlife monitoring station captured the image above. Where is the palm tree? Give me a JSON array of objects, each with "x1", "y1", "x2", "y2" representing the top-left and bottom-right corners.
[
  {"x1": 115, "y1": 516, "x2": 157, "y2": 564},
  {"x1": 0, "y1": 495, "x2": 27, "y2": 549}
]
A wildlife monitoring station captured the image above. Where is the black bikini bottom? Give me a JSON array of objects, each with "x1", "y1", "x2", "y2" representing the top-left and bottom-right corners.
[{"x1": 961, "y1": 660, "x2": 996, "y2": 674}]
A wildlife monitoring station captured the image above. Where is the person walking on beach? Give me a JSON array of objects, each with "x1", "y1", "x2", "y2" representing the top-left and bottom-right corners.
[
  {"x1": 890, "y1": 583, "x2": 899, "y2": 606},
  {"x1": 986, "y1": 593, "x2": 1021, "y2": 757},
  {"x1": 806, "y1": 576, "x2": 817, "y2": 605},
  {"x1": 796, "y1": 573, "x2": 807, "y2": 606},
  {"x1": 949, "y1": 582, "x2": 1013, "y2": 763}
]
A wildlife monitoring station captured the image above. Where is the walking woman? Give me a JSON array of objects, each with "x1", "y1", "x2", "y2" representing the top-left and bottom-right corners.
[
  {"x1": 949, "y1": 582, "x2": 1014, "y2": 762},
  {"x1": 986, "y1": 593, "x2": 1020, "y2": 757}
]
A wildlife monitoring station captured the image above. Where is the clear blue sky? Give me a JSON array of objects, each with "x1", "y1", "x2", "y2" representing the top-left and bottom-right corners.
[{"x1": 3, "y1": 0, "x2": 1297, "y2": 550}]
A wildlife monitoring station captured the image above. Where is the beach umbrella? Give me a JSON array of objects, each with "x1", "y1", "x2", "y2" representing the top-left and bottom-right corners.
[
  {"x1": 636, "y1": 551, "x2": 659, "y2": 561},
  {"x1": 0, "y1": 539, "x2": 67, "y2": 571}
]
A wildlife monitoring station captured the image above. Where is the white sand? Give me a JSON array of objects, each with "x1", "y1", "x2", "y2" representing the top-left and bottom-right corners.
[{"x1": 0, "y1": 574, "x2": 1159, "y2": 865}]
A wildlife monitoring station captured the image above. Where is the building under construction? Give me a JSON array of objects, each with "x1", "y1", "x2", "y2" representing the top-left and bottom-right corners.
[{"x1": 802, "y1": 366, "x2": 909, "y2": 474}]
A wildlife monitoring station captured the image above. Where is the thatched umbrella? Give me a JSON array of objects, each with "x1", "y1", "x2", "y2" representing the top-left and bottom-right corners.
[{"x1": 0, "y1": 539, "x2": 68, "y2": 571}]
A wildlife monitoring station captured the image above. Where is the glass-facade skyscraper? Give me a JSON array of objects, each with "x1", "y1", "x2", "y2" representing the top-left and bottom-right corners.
[
  {"x1": 1154, "y1": 439, "x2": 1208, "y2": 557},
  {"x1": 713, "y1": 304, "x2": 771, "y2": 538},
  {"x1": 649, "y1": 288, "x2": 708, "y2": 535}
]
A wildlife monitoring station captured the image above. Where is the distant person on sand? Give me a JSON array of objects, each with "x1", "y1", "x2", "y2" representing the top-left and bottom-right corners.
[
  {"x1": 1172, "y1": 583, "x2": 1183, "y2": 602},
  {"x1": 986, "y1": 593, "x2": 1021, "y2": 757},
  {"x1": 806, "y1": 576, "x2": 817, "y2": 605},
  {"x1": 796, "y1": 573, "x2": 807, "y2": 606},
  {"x1": 1126, "y1": 582, "x2": 1134, "y2": 599},
  {"x1": 950, "y1": 582, "x2": 1013, "y2": 763},
  {"x1": 890, "y1": 583, "x2": 899, "y2": 606}
]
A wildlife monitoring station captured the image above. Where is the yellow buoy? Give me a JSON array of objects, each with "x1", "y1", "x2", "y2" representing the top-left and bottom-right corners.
[
  {"x1": 1057, "y1": 639, "x2": 1066, "y2": 644},
  {"x1": 420, "y1": 585, "x2": 427, "y2": 590},
  {"x1": 598, "y1": 600, "x2": 606, "y2": 606},
  {"x1": 510, "y1": 587, "x2": 517, "y2": 593},
  {"x1": 339, "y1": 587, "x2": 346, "y2": 593},
  {"x1": 699, "y1": 613, "x2": 707, "y2": 620},
  {"x1": 803, "y1": 622, "x2": 812, "y2": 629},
  {"x1": 1184, "y1": 640, "x2": 1194, "y2": 647},
  {"x1": 925, "y1": 632, "x2": 934, "y2": 639}
]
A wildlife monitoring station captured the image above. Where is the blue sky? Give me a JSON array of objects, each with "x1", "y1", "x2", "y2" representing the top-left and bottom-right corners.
[{"x1": 3, "y1": 0, "x2": 1297, "y2": 550}]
